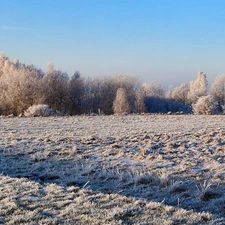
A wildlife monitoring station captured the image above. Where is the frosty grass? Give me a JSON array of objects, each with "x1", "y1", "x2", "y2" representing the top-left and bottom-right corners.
[{"x1": 1, "y1": 114, "x2": 225, "y2": 224}]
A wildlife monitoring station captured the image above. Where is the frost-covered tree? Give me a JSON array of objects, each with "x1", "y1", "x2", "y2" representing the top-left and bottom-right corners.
[
  {"x1": 210, "y1": 74, "x2": 225, "y2": 109},
  {"x1": 188, "y1": 71, "x2": 208, "y2": 104},
  {"x1": 171, "y1": 83, "x2": 189, "y2": 105},
  {"x1": 46, "y1": 62, "x2": 55, "y2": 74},
  {"x1": 113, "y1": 88, "x2": 131, "y2": 114},
  {"x1": 0, "y1": 53, "x2": 8, "y2": 77},
  {"x1": 135, "y1": 89, "x2": 146, "y2": 113},
  {"x1": 0, "y1": 55, "x2": 44, "y2": 115},
  {"x1": 112, "y1": 74, "x2": 138, "y2": 112},
  {"x1": 141, "y1": 81, "x2": 165, "y2": 98},
  {"x1": 192, "y1": 95, "x2": 218, "y2": 115}
]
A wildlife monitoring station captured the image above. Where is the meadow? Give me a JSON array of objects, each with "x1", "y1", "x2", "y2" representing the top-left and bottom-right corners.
[{"x1": 1, "y1": 114, "x2": 225, "y2": 224}]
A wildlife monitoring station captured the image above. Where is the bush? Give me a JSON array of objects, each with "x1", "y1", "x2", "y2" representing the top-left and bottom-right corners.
[
  {"x1": 24, "y1": 104, "x2": 62, "y2": 117},
  {"x1": 192, "y1": 95, "x2": 218, "y2": 115},
  {"x1": 113, "y1": 88, "x2": 131, "y2": 114}
]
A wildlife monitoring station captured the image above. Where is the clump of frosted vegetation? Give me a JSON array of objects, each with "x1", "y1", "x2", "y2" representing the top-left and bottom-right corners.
[
  {"x1": 24, "y1": 104, "x2": 61, "y2": 117},
  {"x1": 192, "y1": 95, "x2": 218, "y2": 115},
  {"x1": 113, "y1": 88, "x2": 131, "y2": 114}
]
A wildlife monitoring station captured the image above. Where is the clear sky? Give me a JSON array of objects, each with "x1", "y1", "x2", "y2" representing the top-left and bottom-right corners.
[{"x1": 1, "y1": 0, "x2": 225, "y2": 87}]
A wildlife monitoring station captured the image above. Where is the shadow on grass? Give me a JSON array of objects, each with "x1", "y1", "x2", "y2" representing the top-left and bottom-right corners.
[{"x1": 1, "y1": 144, "x2": 225, "y2": 221}]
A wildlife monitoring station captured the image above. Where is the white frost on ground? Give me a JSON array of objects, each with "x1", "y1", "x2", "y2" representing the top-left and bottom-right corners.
[{"x1": 1, "y1": 114, "x2": 225, "y2": 224}]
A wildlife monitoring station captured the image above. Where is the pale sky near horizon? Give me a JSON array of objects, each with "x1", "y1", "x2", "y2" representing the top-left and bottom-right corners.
[{"x1": 1, "y1": 0, "x2": 225, "y2": 87}]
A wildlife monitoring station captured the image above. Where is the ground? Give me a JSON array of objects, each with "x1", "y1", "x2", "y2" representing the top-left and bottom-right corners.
[{"x1": 0, "y1": 114, "x2": 225, "y2": 224}]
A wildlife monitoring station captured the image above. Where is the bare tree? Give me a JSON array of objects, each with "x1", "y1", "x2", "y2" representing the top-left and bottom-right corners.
[
  {"x1": 83, "y1": 76, "x2": 103, "y2": 114},
  {"x1": 139, "y1": 81, "x2": 166, "y2": 113},
  {"x1": 67, "y1": 71, "x2": 85, "y2": 115},
  {"x1": 42, "y1": 64, "x2": 69, "y2": 113},
  {"x1": 82, "y1": 74, "x2": 138, "y2": 115},
  {"x1": 113, "y1": 88, "x2": 131, "y2": 114},
  {"x1": 99, "y1": 76, "x2": 117, "y2": 115},
  {"x1": 135, "y1": 89, "x2": 146, "y2": 113}
]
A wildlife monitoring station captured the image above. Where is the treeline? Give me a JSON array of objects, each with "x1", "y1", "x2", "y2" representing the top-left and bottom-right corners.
[{"x1": 0, "y1": 53, "x2": 224, "y2": 116}]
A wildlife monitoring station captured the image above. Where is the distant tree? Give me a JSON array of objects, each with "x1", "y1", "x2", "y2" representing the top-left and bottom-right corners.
[
  {"x1": 0, "y1": 53, "x2": 8, "y2": 77},
  {"x1": 188, "y1": 71, "x2": 208, "y2": 104},
  {"x1": 210, "y1": 74, "x2": 225, "y2": 110},
  {"x1": 140, "y1": 81, "x2": 166, "y2": 113},
  {"x1": 112, "y1": 74, "x2": 138, "y2": 112},
  {"x1": 99, "y1": 76, "x2": 118, "y2": 114},
  {"x1": 135, "y1": 89, "x2": 146, "y2": 113},
  {"x1": 82, "y1": 74, "x2": 138, "y2": 115},
  {"x1": 113, "y1": 88, "x2": 131, "y2": 114},
  {"x1": 67, "y1": 71, "x2": 85, "y2": 115},
  {"x1": 46, "y1": 62, "x2": 55, "y2": 74},
  {"x1": 83, "y1": 76, "x2": 103, "y2": 114},
  {"x1": 192, "y1": 95, "x2": 218, "y2": 115},
  {"x1": 141, "y1": 81, "x2": 165, "y2": 98},
  {"x1": 171, "y1": 83, "x2": 189, "y2": 105},
  {"x1": 42, "y1": 63, "x2": 69, "y2": 113},
  {"x1": 73, "y1": 71, "x2": 80, "y2": 80}
]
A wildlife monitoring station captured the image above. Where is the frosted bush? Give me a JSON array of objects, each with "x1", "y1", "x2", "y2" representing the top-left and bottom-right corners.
[
  {"x1": 192, "y1": 95, "x2": 218, "y2": 115},
  {"x1": 113, "y1": 88, "x2": 131, "y2": 114},
  {"x1": 24, "y1": 104, "x2": 61, "y2": 117}
]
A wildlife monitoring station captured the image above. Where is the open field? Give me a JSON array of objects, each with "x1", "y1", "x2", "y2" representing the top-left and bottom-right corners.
[{"x1": 1, "y1": 115, "x2": 225, "y2": 224}]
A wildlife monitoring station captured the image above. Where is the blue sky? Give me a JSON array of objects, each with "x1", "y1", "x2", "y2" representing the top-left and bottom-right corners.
[{"x1": 1, "y1": 0, "x2": 225, "y2": 87}]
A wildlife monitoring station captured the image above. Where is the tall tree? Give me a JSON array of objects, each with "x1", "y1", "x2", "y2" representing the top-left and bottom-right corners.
[
  {"x1": 188, "y1": 71, "x2": 207, "y2": 104},
  {"x1": 113, "y1": 88, "x2": 131, "y2": 114},
  {"x1": 42, "y1": 63, "x2": 69, "y2": 113},
  {"x1": 67, "y1": 71, "x2": 85, "y2": 115},
  {"x1": 135, "y1": 89, "x2": 146, "y2": 113}
]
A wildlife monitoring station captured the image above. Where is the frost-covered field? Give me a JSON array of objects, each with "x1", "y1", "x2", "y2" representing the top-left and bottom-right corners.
[{"x1": 1, "y1": 115, "x2": 225, "y2": 224}]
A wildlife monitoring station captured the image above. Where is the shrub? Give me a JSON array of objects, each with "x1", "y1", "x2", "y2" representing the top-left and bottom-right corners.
[
  {"x1": 113, "y1": 88, "x2": 131, "y2": 114},
  {"x1": 192, "y1": 95, "x2": 218, "y2": 115},
  {"x1": 24, "y1": 104, "x2": 61, "y2": 117}
]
